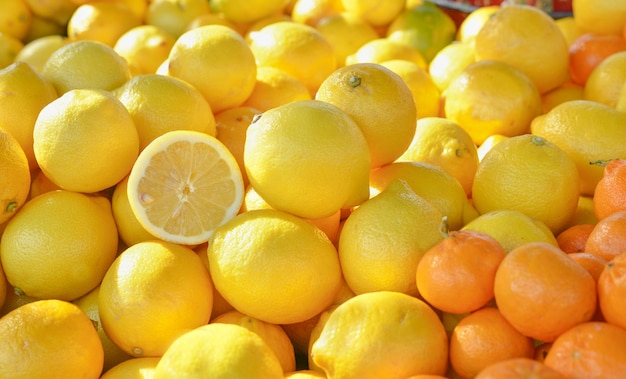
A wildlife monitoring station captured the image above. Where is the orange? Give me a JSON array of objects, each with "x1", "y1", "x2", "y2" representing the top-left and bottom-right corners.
[
  {"x1": 494, "y1": 242, "x2": 597, "y2": 342},
  {"x1": 584, "y1": 210, "x2": 626, "y2": 262},
  {"x1": 567, "y1": 252, "x2": 608, "y2": 282},
  {"x1": 569, "y1": 33, "x2": 626, "y2": 86},
  {"x1": 475, "y1": 357, "x2": 567, "y2": 379},
  {"x1": 556, "y1": 223, "x2": 595, "y2": 254},
  {"x1": 449, "y1": 307, "x2": 535, "y2": 379},
  {"x1": 593, "y1": 159, "x2": 626, "y2": 220},
  {"x1": 416, "y1": 229, "x2": 506, "y2": 314},
  {"x1": 597, "y1": 251, "x2": 626, "y2": 329},
  {"x1": 544, "y1": 321, "x2": 626, "y2": 378}
]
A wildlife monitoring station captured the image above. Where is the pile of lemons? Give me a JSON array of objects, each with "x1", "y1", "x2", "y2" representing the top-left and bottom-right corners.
[{"x1": 1, "y1": 0, "x2": 626, "y2": 378}]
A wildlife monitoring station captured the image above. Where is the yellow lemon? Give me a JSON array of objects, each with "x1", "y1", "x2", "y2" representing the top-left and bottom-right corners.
[
  {"x1": 0, "y1": 264, "x2": 6, "y2": 310},
  {"x1": 0, "y1": 33, "x2": 23, "y2": 69},
  {"x1": 185, "y1": 12, "x2": 240, "y2": 32},
  {"x1": 167, "y1": 24, "x2": 257, "y2": 113},
  {"x1": 242, "y1": 66, "x2": 312, "y2": 112},
  {"x1": 369, "y1": 161, "x2": 470, "y2": 231},
  {"x1": 210, "y1": 0, "x2": 290, "y2": 24},
  {"x1": 100, "y1": 357, "x2": 160, "y2": 379},
  {"x1": 1, "y1": 190, "x2": 118, "y2": 301},
  {"x1": 471, "y1": 134, "x2": 580, "y2": 234},
  {"x1": 126, "y1": 130, "x2": 244, "y2": 245},
  {"x1": 112, "y1": 73, "x2": 216, "y2": 152},
  {"x1": 340, "y1": 0, "x2": 404, "y2": 27},
  {"x1": 0, "y1": 127, "x2": 31, "y2": 224},
  {"x1": 314, "y1": 12, "x2": 379, "y2": 67},
  {"x1": 572, "y1": 195, "x2": 598, "y2": 226},
  {"x1": 244, "y1": 100, "x2": 370, "y2": 219},
  {"x1": 27, "y1": 168, "x2": 61, "y2": 200},
  {"x1": 380, "y1": 59, "x2": 441, "y2": 119},
  {"x1": 397, "y1": 117, "x2": 479, "y2": 197},
  {"x1": 310, "y1": 291, "x2": 449, "y2": 378},
  {"x1": 24, "y1": 0, "x2": 78, "y2": 26},
  {"x1": 33, "y1": 88, "x2": 139, "y2": 193},
  {"x1": 67, "y1": 2, "x2": 142, "y2": 47},
  {"x1": 111, "y1": 175, "x2": 156, "y2": 247},
  {"x1": 457, "y1": 5, "x2": 499, "y2": 43},
  {"x1": 386, "y1": 2, "x2": 457, "y2": 63},
  {"x1": 22, "y1": 14, "x2": 66, "y2": 44},
  {"x1": 428, "y1": 40, "x2": 475, "y2": 92},
  {"x1": 145, "y1": 0, "x2": 210, "y2": 38},
  {"x1": 555, "y1": 16, "x2": 583, "y2": 47},
  {"x1": 211, "y1": 310, "x2": 296, "y2": 373},
  {"x1": 477, "y1": 134, "x2": 508, "y2": 162},
  {"x1": 154, "y1": 323, "x2": 283, "y2": 379},
  {"x1": 14, "y1": 35, "x2": 69, "y2": 73},
  {"x1": 0, "y1": 299, "x2": 103, "y2": 379},
  {"x1": 461, "y1": 209, "x2": 558, "y2": 253},
  {"x1": 443, "y1": 60, "x2": 542, "y2": 145},
  {"x1": 572, "y1": 0, "x2": 626, "y2": 35},
  {"x1": 248, "y1": 21, "x2": 336, "y2": 96},
  {"x1": 316, "y1": 62, "x2": 417, "y2": 168},
  {"x1": 73, "y1": 286, "x2": 133, "y2": 373},
  {"x1": 206, "y1": 208, "x2": 343, "y2": 324},
  {"x1": 345, "y1": 37, "x2": 427, "y2": 68},
  {"x1": 41, "y1": 40, "x2": 131, "y2": 94},
  {"x1": 243, "y1": 14, "x2": 293, "y2": 40},
  {"x1": 542, "y1": 81, "x2": 585, "y2": 113},
  {"x1": 99, "y1": 240, "x2": 214, "y2": 357},
  {"x1": 290, "y1": 0, "x2": 344, "y2": 26},
  {"x1": 284, "y1": 370, "x2": 327, "y2": 379},
  {"x1": 0, "y1": 0, "x2": 32, "y2": 40},
  {"x1": 113, "y1": 25, "x2": 176, "y2": 76},
  {"x1": 531, "y1": 99, "x2": 626, "y2": 196},
  {"x1": 474, "y1": 4, "x2": 569, "y2": 94},
  {"x1": 584, "y1": 51, "x2": 626, "y2": 108},
  {"x1": 338, "y1": 179, "x2": 444, "y2": 296}
]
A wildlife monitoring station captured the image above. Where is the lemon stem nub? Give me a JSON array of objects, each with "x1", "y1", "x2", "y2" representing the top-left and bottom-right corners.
[
  {"x1": 589, "y1": 159, "x2": 617, "y2": 167},
  {"x1": 13, "y1": 287, "x2": 24, "y2": 296},
  {"x1": 5, "y1": 201, "x2": 18, "y2": 213},
  {"x1": 348, "y1": 75, "x2": 361, "y2": 88},
  {"x1": 530, "y1": 136, "x2": 545, "y2": 146},
  {"x1": 439, "y1": 216, "x2": 450, "y2": 238}
]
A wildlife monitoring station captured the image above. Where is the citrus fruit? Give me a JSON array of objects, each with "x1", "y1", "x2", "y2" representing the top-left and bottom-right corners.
[
  {"x1": 593, "y1": 159, "x2": 626, "y2": 220},
  {"x1": 111, "y1": 175, "x2": 156, "y2": 247},
  {"x1": 572, "y1": 0, "x2": 626, "y2": 36},
  {"x1": 167, "y1": 24, "x2": 257, "y2": 113},
  {"x1": 568, "y1": 252, "x2": 608, "y2": 282},
  {"x1": 494, "y1": 242, "x2": 597, "y2": 342},
  {"x1": 113, "y1": 24, "x2": 176, "y2": 76},
  {"x1": 67, "y1": 2, "x2": 142, "y2": 47},
  {"x1": 474, "y1": 4, "x2": 569, "y2": 94},
  {"x1": 0, "y1": 190, "x2": 118, "y2": 301},
  {"x1": 0, "y1": 33, "x2": 23, "y2": 69},
  {"x1": 345, "y1": 37, "x2": 427, "y2": 68},
  {"x1": 0, "y1": 0, "x2": 32, "y2": 41},
  {"x1": 569, "y1": 33, "x2": 626, "y2": 86},
  {"x1": 556, "y1": 223, "x2": 595, "y2": 254},
  {"x1": 146, "y1": 0, "x2": 210, "y2": 38},
  {"x1": 541, "y1": 81, "x2": 585, "y2": 113},
  {"x1": 206, "y1": 208, "x2": 343, "y2": 324},
  {"x1": 340, "y1": 0, "x2": 404, "y2": 27},
  {"x1": 315, "y1": 62, "x2": 417, "y2": 168},
  {"x1": 210, "y1": 0, "x2": 290, "y2": 24},
  {"x1": 14, "y1": 35, "x2": 69, "y2": 73},
  {"x1": 126, "y1": 129, "x2": 244, "y2": 245},
  {"x1": 284, "y1": 370, "x2": 327, "y2": 379},
  {"x1": 416, "y1": 229, "x2": 506, "y2": 314},
  {"x1": 0, "y1": 127, "x2": 30, "y2": 225},
  {"x1": 475, "y1": 357, "x2": 567, "y2": 379},
  {"x1": 0, "y1": 299, "x2": 103, "y2": 379},
  {"x1": 289, "y1": 0, "x2": 344, "y2": 26},
  {"x1": 113, "y1": 73, "x2": 217, "y2": 152},
  {"x1": 310, "y1": 291, "x2": 449, "y2": 378},
  {"x1": 584, "y1": 50, "x2": 626, "y2": 108},
  {"x1": 531, "y1": 99, "x2": 626, "y2": 196},
  {"x1": 584, "y1": 210, "x2": 626, "y2": 262},
  {"x1": 41, "y1": 40, "x2": 131, "y2": 94},
  {"x1": 339, "y1": 179, "x2": 444, "y2": 296},
  {"x1": 24, "y1": 0, "x2": 78, "y2": 26},
  {"x1": 555, "y1": 16, "x2": 583, "y2": 47},
  {"x1": 443, "y1": 60, "x2": 543, "y2": 146},
  {"x1": 456, "y1": 5, "x2": 499, "y2": 43},
  {"x1": 243, "y1": 100, "x2": 370, "y2": 219},
  {"x1": 33, "y1": 88, "x2": 139, "y2": 193},
  {"x1": 241, "y1": 66, "x2": 312, "y2": 112},
  {"x1": 597, "y1": 251, "x2": 626, "y2": 329},
  {"x1": 428, "y1": 40, "x2": 476, "y2": 92},
  {"x1": 314, "y1": 12, "x2": 379, "y2": 67},
  {"x1": 471, "y1": 134, "x2": 580, "y2": 234},
  {"x1": 99, "y1": 240, "x2": 214, "y2": 357},
  {"x1": 154, "y1": 323, "x2": 283, "y2": 379},
  {"x1": 100, "y1": 357, "x2": 160, "y2": 379}
]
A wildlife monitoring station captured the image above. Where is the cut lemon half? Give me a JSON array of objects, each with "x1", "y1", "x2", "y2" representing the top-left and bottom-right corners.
[{"x1": 127, "y1": 130, "x2": 244, "y2": 245}]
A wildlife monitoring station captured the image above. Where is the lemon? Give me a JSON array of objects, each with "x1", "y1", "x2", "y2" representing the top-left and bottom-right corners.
[
  {"x1": 572, "y1": 195, "x2": 598, "y2": 226},
  {"x1": 584, "y1": 51, "x2": 626, "y2": 108},
  {"x1": 0, "y1": 0, "x2": 32, "y2": 41},
  {"x1": 542, "y1": 82, "x2": 585, "y2": 113},
  {"x1": 316, "y1": 62, "x2": 417, "y2": 168},
  {"x1": 345, "y1": 38, "x2": 427, "y2": 69},
  {"x1": 0, "y1": 264, "x2": 6, "y2": 310},
  {"x1": 456, "y1": 5, "x2": 499, "y2": 42},
  {"x1": 443, "y1": 60, "x2": 542, "y2": 146},
  {"x1": 145, "y1": 0, "x2": 210, "y2": 38},
  {"x1": 474, "y1": 4, "x2": 569, "y2": 94},
  {"x1": 33, "y1": 88, "x2": 139, "y2": 193},
  {"x1": 284, "y1": 370, "x2": 327, "y2": 379},
  {"x1": 111, "y1": 175, "x2": 156, "y2": 247},
  {"x1": 73, "y1": 286, "x2": 133, "y2": 373},
  {"x1": 126, "y1": 130, "x2": 244, "y2": 245},
  {"x1": 113, "y1": 73, "x2": 217, "y2": 152},
  {"x1": 369, "y1": 161, "x2": 470, "y2": 231},
  {"x1": 397, "y1": 117, "x2": 479, "y2": 197},
  {"x1": 477, "y1": 134, "x2": 508, "y2": 161},
  {"x1": 101, "y1": 357, "x2": 160, "y2": 379},
  {"x1": 67, "y1": 2, "x2": 142, "y2": 47},
  {"x1": 1, "y1": 190, "x2": 118, "y2": 301},
  {"x1": 24, "y1": 0, "x2": 78, "y2": 26},
  {"x1": 27, "y1": 169, "x2": 61, "y2": 200},
  {"x1": 113, "y1": 25, "x2": 176, "y2": 76},
  {"x1": 206, "y1": 208, "x2": 343, "y2": 324},
  {"x1": 154, "y1": 323, "x2": 283, "y2": 379},
  {"x1": 290, "y1": 0, "x2": 344, "y2": 26},
  {"x1": 0, "y1": 33, "x2": 23, "y2": 69},
  {"x1": 210, "y1": 0, "x2": 290, "y2": 24},
  {"x1": 14, "y1": 35, "x2": 69, "y2": 73},
  {"x1": 428, "y1": 40, "x2": 475, "y2": 92},
  {"x1": 310, "y1": 291, "x2": 449, "y2": 378},
  {"x1": 341, "y1": 0, "x2": 404, "y2": 27},
  {"x1": 380, "y1": 59, "x2": 440, "y2": 119},
  {"x1": 472, "y1": 134, "x2": 580, "y2": 234},
  {"x1": 461, "y1": 209, "x2": 559, "y2": 253},
  {"x1": 0, "y1": 299, "x2": 103, "y2": 379},
  {"x1": 386, "y1": 2, "x2": 457, "y2": 63},
  {"x1": 244, "y1": 100, "x2": 370, "y2": 219},
  {"x1": 555, "y1": 16, "x2": 583, "y2": 47},
  {"x1": 167, "y1": 24, "x2": 257, "y2": 114},
  {"x1": 211, "y1": 310, "x2": 296, "y2": 373},
  {"x1": 99, "y1": 240, "x2": 214, "y2": 357},
  {"x1": 248, "y1": 21, "x2": 336, "y2": 96},
  {"x1": 315, "y1": 12, "x2": 379, "y2": 67},
  {"x1": 572, "y1": 0, "x2": 626, "y2": 35},
  {"x1": 0, "y1": 128, "x2": 31, "y2": 224},
  {"x1": 531, "y1": 100, "x2": 626, "y2": 196},
  {"x1": 339, "y1": 179, "x2": 444, "y2": 296},
  {"x1": 185, "y1": 12, "x2": 240, "y2": 33},
  {"x1": 242, "y1": 66, "x2": 312, "y2": 112}
]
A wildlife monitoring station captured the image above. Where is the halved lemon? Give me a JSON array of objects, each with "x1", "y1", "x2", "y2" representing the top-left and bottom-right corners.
[{"x1": 127, "y1": 130, "x2": 244, "y2": 245}]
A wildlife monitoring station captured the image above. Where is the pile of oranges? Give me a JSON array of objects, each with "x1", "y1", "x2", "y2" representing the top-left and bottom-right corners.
[{"x1": 1, "y1": 0, "x2": 626, "y2": 378}]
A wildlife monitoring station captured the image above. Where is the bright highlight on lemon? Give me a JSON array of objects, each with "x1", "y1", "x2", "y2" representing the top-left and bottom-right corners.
[{"x1": 127, "y1": 130, "x2": 244, "y2": 245}]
